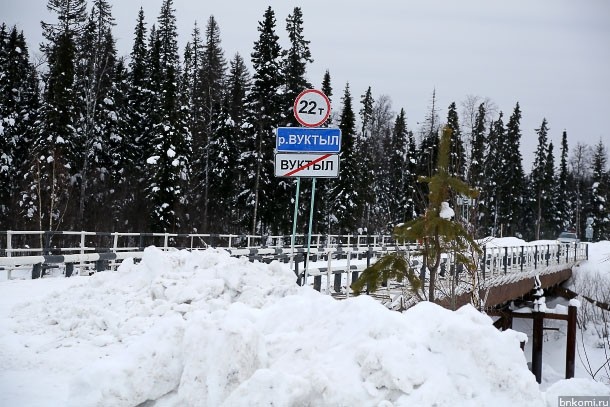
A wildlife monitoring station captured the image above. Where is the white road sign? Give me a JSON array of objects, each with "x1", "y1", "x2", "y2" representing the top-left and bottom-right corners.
[
  {"x1": 293, "y1": 89, "x2": 331, "y2": 127},
  {"x1": 275, "y1": 153, "x2": 339, "y2": 178}
]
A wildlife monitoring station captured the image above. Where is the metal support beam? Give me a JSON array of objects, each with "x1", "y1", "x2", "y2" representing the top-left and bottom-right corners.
[
  {"x1": 532, "y1": 311, "x2": 544, "y2": 383},
  {"x1": 566, "y1": 305, "x2": 577, "y2": 379}
]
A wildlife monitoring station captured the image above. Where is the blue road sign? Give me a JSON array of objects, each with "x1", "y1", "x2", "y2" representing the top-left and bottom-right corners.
[{"x1": 276, "y1": 127, "x2": 342, "y2": 153}]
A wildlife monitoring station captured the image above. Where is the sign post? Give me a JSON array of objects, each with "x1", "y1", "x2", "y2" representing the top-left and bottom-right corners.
[{"x1": 276, "y1": 89, "x2": 340, "y2": 286}]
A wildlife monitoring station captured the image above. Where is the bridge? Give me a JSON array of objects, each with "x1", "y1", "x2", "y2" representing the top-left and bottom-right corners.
[{"x1": 0, "y1": 230, "x2": 587, "y2": 311}]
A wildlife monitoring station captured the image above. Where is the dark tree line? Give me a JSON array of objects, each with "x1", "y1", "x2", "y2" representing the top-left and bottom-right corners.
[{"x1": 1, "y1": 0, "x2": 609, "y2": 241}]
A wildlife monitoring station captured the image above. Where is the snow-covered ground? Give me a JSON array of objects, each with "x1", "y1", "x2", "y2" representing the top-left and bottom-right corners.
[{"x1": 1, "y1": 243, "x2": 609, "y2": 406}]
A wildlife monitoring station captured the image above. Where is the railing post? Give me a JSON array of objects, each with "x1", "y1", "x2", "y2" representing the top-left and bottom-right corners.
[
  {"x1": 546, "y1": 245, "x2": 550, "y2": 267},
  {"x1": 520, "y1": 246, "x2": 524, "y2": 272},
  {"x1": 43, "y1": 231, "x2": 52, "y2": 255},
  {"x1": 112, "y1": 232, "x2": 119, "y2": 253},
  {"x1": 7, "y1": 230, "x2": 12, "y2": 258},
  {"x1": 503, "y1": 247, "x2": 508, "y2": 274},
  {"x1": 534, "y1": 246, "x2": 538, "y2": 269}
]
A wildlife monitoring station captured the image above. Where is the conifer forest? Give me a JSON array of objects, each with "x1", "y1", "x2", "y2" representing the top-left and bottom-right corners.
[{"x1": 1, "y1": 0, "x2": 608, "y2": 241}]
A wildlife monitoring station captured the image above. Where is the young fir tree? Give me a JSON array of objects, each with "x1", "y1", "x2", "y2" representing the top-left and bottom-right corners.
[
  {"x1": 28, "y1": 0, "x2": 87, "y2": 231},
  {"x1": 0, "y1": 26, "x2": 40, "y2": 230},
  {"x1": 446, "y1": 102, "x2": 465, "y2": 179},
  {"x1": 588, "y1": 140, "x2": 609, "y2": 241},
  {"x1": 330, "y1": 83, "x2": 359, "y2": 233},
  {"x1": 240, "y1": 6, "x2": 284, "y2": 234},
  {"x1": 498, "y1": 103, "x2": 526, "y2": 237},
  {"x1": 352, "y1": 126, "x2": 480, "y2": 306},
  {"x1": 146, "y1": 0, "x2": 190, "y2": 232}
]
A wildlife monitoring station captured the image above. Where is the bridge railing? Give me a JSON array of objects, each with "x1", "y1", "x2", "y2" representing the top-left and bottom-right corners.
[
  {"x1": 482, "y1": 243, "x2": 587, "y2": 279},
  {"x1": 1, "y1": 231, "x2": 587, "y2": 292},
  {"x1": 0, "y1": 230, "x2": 402, "y2": 258}
]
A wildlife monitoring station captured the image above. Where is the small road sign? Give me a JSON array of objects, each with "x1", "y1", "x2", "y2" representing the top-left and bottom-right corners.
[
  {"x1": 275, "y1": 153, "x2": 339, "y2": 178},
  {"x1": 293, "y1": 89, "x2": 331, "y2": 127},
  {"x1": 276, "y1": 127, "x2": 341, "y2": 153}
]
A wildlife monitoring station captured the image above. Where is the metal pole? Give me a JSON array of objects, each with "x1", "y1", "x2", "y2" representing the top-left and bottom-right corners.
[
  {"x1": 289, "y1": 177, "x2": 301, "y2": 272},
  {"x1": 566, "y1": 305, "x2": 577, "y2": 379},
  {"x1": 304, "y1": 178, "x2": 317, "y2": 286},
  {"x1": 532, "y1": 311, "x2": 544, "y2": 383}
]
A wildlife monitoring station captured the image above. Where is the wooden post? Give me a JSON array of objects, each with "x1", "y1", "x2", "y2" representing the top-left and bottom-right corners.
[
  {"x1": 532, "y1": 311, "x2": 544, "y2": 383},
  {"x1": 333, "y1": 272, "x2": 342, "y2": 293},
  {"x1": 313, "y1": 275, "x2": 322, "y2": 292},
  {"x1": 65, "y1": 263, "x2": 74, "y2": 278},
  {"x1": 566, "y1": 305, "x2": 577, "y2": 379}
]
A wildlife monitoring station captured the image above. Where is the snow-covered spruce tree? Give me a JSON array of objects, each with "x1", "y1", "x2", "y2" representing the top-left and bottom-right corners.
[
  {"x1": 556, "y1": 130, "x2": 573, "y2": 232},
  {"x1": 480, "y1": 112, "x2": 505, "y2": 236},
  {"x1": 467, "y1": 103, "x2": 487, "y2": 189},
  {"x1": 145, "y1": 0, "x2": 190, "y2": 232},
  {"x1": 73, "y1": 0, "x2": 119, "y2": 230},
  {"x1": 367, "y1": 94, "x2": 394, "y2": 232},
  {"x1": 588, "y1": 140, "x2": 609, "y2": 241},
  {"x1": 208, "y1": 53, "x2": 250, "y2": 233},
  {"x1": 467, "y1": 103, "x2": 487, "y2": 238},
  {"x1": 196, "y1": 15, "x2": 227, "y2": 232},
  {"x1": 104, "y1": 57, "x2": 131, "y2": 230},
  {"x1": 283, "y1": 6, "x2": 313, "y2": 127},
  {"x1": 330, "y1": 83, "x2": 360, "y2": 234},
  {"x1": 317, "y1": 69, "x2": 335, "y2": 234},
  {"x1": 416, "y1": 89, "x2": 441, "y2": 213},
  {"x1": 123, "y1": 8, "x2": 153, "y2": 232},
  {"x1": 282, "y1": 7, "x2": 315, "y2": 235},
  {"x1": 569, "y1": 142, "x2": 591, "y2": 237},
  {"x1": 26, "y1": 0, "x2": 87, "y2": 231},
  {"x1": 352, "y1": 126, "x2": 481, "y2": 306},
  {"x1": 387, "y1": 108, "x2": 410, "y2": 224},
  {"x1": 0, "y1": 26, "x2": 40, "y2": 230},
  {"x1": 544, "y1": 142, "x2": 558, "y2": 237},
  {"x1": 446, "y1": 101, "x2": 465, "y2": 180},
  {"x1": 239, "y1": 6, "x2": 284, "y2": 234},
  {"x1": 181, "y1": 22, "x2": 205, "y2": 231},
  {"x1": 498, "y1": 102, "x2": 526, "y2": 237},
  {"x1": 530, "y1": 118, "x2": 552, "y2": 240}
]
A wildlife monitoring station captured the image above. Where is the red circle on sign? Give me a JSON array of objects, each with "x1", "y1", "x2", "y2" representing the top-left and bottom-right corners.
[{"x1": 293, "y1": 89, "x2": 331, "y2": 127}]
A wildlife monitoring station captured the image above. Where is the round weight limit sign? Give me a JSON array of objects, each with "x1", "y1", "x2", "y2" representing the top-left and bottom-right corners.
[{"x1": 293, "y1": 89, "x2": 331, "y2": 127}]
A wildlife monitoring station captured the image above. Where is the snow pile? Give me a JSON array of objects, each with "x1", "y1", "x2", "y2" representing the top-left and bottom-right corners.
[{"x1": 0, "y1": 246, "x2": 606, "y2": 406}]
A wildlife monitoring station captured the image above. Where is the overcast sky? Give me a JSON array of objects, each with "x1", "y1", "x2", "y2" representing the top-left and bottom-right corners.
[{"x1": 3, "y1": 0, "x2": 609, "y2": 169}]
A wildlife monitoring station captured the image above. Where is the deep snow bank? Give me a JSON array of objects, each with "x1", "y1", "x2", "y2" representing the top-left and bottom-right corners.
[{"x1": 0, "y1": 247, "x2": 605, "y2": 406}]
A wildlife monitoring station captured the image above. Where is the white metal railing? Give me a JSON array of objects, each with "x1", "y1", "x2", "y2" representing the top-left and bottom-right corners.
[
  {"x1": 0, "y1": 230, "x2": 400, "y2": 257},
  {"x1": 0, "y1": 231, "x2": 588, "y2": 293}
]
